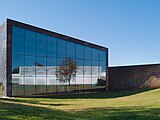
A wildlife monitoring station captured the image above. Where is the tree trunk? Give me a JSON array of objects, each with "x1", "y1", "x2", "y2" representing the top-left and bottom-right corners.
[{"x1": 68, "y1": 80, "x2": 71, "y2": 93}]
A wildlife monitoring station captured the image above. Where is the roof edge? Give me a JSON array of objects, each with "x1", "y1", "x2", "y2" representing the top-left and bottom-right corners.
[
  {"x1": 7, "y1": 18, "x2": 108, "y2": 51},
  {"x1": 109, "y1": 63, "x2": 160, "y2": 68}
]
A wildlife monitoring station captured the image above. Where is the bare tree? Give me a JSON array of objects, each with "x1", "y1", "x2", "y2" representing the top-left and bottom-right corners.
[{"x1": 56, "y1": 58, "x2": 78, "y2": 92}]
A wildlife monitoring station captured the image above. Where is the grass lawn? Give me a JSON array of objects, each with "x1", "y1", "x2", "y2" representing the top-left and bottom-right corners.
[{"x1": 0, "y1": 88, "x2": 160, "y2": 120}]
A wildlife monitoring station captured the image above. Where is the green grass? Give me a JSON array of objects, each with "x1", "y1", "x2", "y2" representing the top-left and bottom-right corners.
[{"x1": 0, "y1": 88, "x2": 160, "y2": 120}]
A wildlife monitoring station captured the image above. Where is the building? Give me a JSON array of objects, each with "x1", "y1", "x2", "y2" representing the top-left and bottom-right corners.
[
  {"x1": 109, "y1": 64, "x2": 160, "y2": 91},
  {"x1": 0, "y1": 19, "x2": 108, "y2": 97}
]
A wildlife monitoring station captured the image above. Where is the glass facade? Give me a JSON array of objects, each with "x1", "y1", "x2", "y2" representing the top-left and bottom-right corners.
[{"x1": 12, "y1": 26, "x2": 107, "y2": 96}]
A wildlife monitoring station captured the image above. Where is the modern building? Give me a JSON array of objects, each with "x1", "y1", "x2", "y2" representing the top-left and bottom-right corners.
[{"x1": 0, "y1": 19, "x2": 108, "y2": 97}]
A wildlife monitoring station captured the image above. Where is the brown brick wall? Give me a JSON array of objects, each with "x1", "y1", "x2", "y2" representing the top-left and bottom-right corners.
[{"x1": 108, "y1": 64, "x2": 160, "y2": 91}]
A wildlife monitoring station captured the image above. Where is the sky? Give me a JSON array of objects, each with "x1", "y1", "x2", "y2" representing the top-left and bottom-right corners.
[{"x1": 0, "y1": 0, "x2": 160, "y2": 67}]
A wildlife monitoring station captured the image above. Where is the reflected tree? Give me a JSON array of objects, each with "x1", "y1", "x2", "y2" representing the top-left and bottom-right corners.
[{"x1": 56, "y1": 58, "x2": 78, "y2": 92}]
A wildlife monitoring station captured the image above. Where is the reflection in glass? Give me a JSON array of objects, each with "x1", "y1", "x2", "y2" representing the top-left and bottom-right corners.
[
  {"x1": 57, "y1": 39, "x2": 66, "y2": 58},
  {"x1": 36, "y1": 33, "x2": 46, "y2": 56},
  {"x1": 100, "y1": 50, "x2": 106, "y2": 61},
  {"x1": 47, "y1": 57, "x2": 56, "y2": 93},
  {"x1": 99, "y1": 61, "x2": 106, "y2": 90},
  {"x1": 84, "y1": 46, "x2": 91, "y2": 60},
  {"x1": 47, "y1": 36, "x2": 56, "y2": 57},
  {"x1": 67, "y1": 41, "x2": 75, "y2": 58},
  {"x1": 35, "y1": 57, "x2": 46, "y2": 94},
  {"x1": 11, "y1": 26, "x2": 107, "y2": 96},
  {"x1": 24, "y1": 56, "x2": 36, "y2": 95},
  {"x1": 56, "y1": 58, "x2": 64, "y2": 93},
  {"x1": 76, "y1": 59, "x2": 84, "y2": 92},
  {"x1": 56, "y1": 58, "x2": 77, "y2": 93},
  {"x1": 25, "y1": 30, "x2": 36, "y2": 55},
  {"x1": 84, "y1": 60, "x2": 92, "y2": 91},
  {"x1": 76, "y1": 44, "x2": 83, "y2": 59},
  {"x1": 92, "y1": 61, "x2": 99, "y2": 91},
  {"x1": 92, "y1": 48, "x2": 99, "y2": 61},
  {"x1": 12, "y1": 55, "x2": 24, "y2": 96},
  {"x1": 12, "y1": 26, "x2": 25, "y2": 54}
]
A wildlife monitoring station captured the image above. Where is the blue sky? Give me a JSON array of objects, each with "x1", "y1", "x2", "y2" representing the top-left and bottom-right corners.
[{"x1": 0, "y1": 0, "x2": 160, "y2": 66}]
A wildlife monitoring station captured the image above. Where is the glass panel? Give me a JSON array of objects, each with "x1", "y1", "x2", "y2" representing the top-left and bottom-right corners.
[
  {"x1": 12, "y1": 55, "x2": 24, "y2": 96},
  {"x1": 35, "y1": 56, "x2": 46, "y2": 94},
  {"x1": 47, "y1": 36, "x2": 56, "y2": 57},
  {"x1": 56, "y1": 58, "x2": 67, "y2": 93},
  {"x1": 25, "y1": 30, "x2": 36, "y2": 55},
  {"x1": 24, "y1": 56, "x2": 36, "y2": 95},
  {"x1": 100, "y1": 50, "x2": 106, "y2": 61},
  {"x1": 67, "y1": 41, "x2": 75, "y2": 58},
  {"x1": 12, "y1": 26, "x2": 24, "y2": 54},
  {"x1": 84, "y1": 46, "x2": 91, "y2": 60},
  {"x1": 92, "y1": 61, "x2": 99, "y2": 91},
  {"x1": 35, "y1": 56, "x2": 47, "y2": 75},
  {"x1": 68, "y1": 58, "x2": 76, "y2": 93},
  {"x1": 92, "y1": 48, "x2": 99, "y2": 61},
  {"x1": 57, "y1": 39, "x2": 66, "y2": 58},
  {"x1": 36, "y1": 33, "x2": 46, "y2": 56},
  {"x1": 76, "y1": 59, "x2": 84, "y2": 92},
  {"x1": 76, "y1": 44, "x2": 83, "y2": 59},
  {"x1": 84, "y1": 60, "x2": 92, "y2": 92},
  {"x1": 99, "y1": 61, "x2": 106, "y2": 91},
  {"x1": 46, "y1": 57, "x2": 56, "y2": 93},
  {"x1": 56, "y1": 58, "x2": 77, "y2": 93}
]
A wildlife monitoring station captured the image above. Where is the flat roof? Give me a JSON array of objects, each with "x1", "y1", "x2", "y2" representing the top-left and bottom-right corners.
[{"x1": 109, "y1": 63, "x2": 160, "y2": 68}]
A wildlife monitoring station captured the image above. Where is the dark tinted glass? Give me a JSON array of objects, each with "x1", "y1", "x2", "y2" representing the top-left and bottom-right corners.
[
  {"x1": 47, "y1": 36, "x2": 56, "y2": 57},
  {"x1": 24, "y1": 56, "x2": 35, "y2": 77},
  {"x1": 67, "y1": 41, "x2": 75, "y2": 58},
  {"x1": 24, "y1": 56, "x2": 36, "y2": 95},
  {"x1": 84, "y1": 46, "x2": 91, "y2": 60},
  {"x1": 76, "y1": 44, "x2": 83, "y2": 59},
  {"x1": 12, "y1": 26, "x2": 24, "y2": 54},
  {"x1": 12, "y1": 26, "x2": 107, "y2": 96},
  {"x1": 46, "y1": 57, "x2": 57, "y2": 93},
  {"x1": 84, "y1": 60, "x2": 92, "y2": 91},
  {"x1": 92, "y1": 48, "x2": 99, "y2": 61},
  {"x1": 47, "y1": 57, "x2": 56, "y2": 75},
  {"x1": 12, "y1": 55, "x2": 24, "y2": 74},
  {"x1": 25, "y1": 30, "x2": 36, "y2": 55},
  {"x1": 12, "y1": 55, "x2": 24, "y2": 96},
  {"x1": 57, "y1": 39, "x2": 66, "y2": 58},
  {"x1": 76, "y1": 59, "x2": 84, "y2": 92},
  {"x1": 100, "y1": 50, "x2": 106, "y2": 61},
  {"x1": 36, "y1": 33, "x2": 46, "y2": 56}
]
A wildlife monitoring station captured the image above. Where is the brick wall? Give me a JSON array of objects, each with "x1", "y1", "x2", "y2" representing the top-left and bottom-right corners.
[{"x1": 109, "y1": 64, "x2": 160, "y2": 91}]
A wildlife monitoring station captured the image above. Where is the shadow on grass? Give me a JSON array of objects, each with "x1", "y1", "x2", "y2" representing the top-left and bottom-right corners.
[
  {"x1": 0, "y1": 89, "x2": 154, "y2": 103},
  {"x1": 0, "y1": 88, "x2": 157, "y2": 110},
  {"x1": 0, "y1": 99, "x2": 160, "y2": 120},
  {"x1": 77, "y1": 106, "x2": 160, "y2": 120},
  {"x1": 27, "y1": 88, "x2": 156, "y2": 99},
  {"x1": 0, "y1": 99, "x2": 76, "y2": 120}
]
